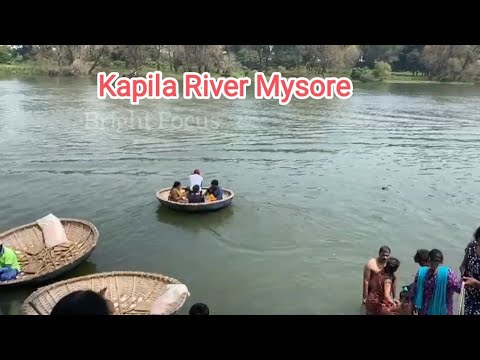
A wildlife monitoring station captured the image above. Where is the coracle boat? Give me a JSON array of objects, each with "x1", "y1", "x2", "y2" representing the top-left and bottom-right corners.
[
  {"x1": 0, "y1": 218, "x2": 99, "y2": 287},
  {"x1": 21, "y1": 271, "x2": 189, "y2": 315},
  {"x1": 156, "y1": 187, "x2": 234, "y2": 213}
]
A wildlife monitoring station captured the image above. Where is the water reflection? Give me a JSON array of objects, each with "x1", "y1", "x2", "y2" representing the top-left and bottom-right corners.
[
  {"x1": 57, "y1": 260, "x2": 98, "y2": 280},
  {"x1": 156, "y1": 205, "x2": 235, "y2": 234}
]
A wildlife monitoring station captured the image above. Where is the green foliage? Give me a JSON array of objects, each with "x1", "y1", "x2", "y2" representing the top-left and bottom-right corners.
[
  {"x1": 350, "y1": 68, "x2": 363, "y2": 80},
  {"x1": 373, "y1": 61, "x2": 392, "y2": 79},
  {"x1": 0, "y1": 64, "x2": 47, "y2": 75},
  {"x1": 350, "y1": 67, "x2": 380, "y2": 82},
  {"x1": 360, "y1": 71, "x2": 376, "y2": 82},
  {"x1": 12, "y1": 45, "x2": 33, "y2": 60},
  {"x1": 111, "y1": 60, "x2": 126, "y2": 67},
  {"x1": 236, "y1": 48, "x2": 260, "y2": 70},
  {"x1": 0, "y1": 45, "x2": 478, "y2": 83},
  {"x1": 13, "y1": 54, "x2": 24, "y2": 63},
  {"x1": 359, "y1": 45, "x2": 403, "y2": 68},
  {"x1": 0, "y1": 46, "x2": 12, "y2": 64},
  {"x1": 270, "y1": 45, "x2": 299, "y2": 69}
]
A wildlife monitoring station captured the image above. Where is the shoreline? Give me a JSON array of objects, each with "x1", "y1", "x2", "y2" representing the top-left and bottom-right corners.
[{"x1": 0, "y1": 64, "x2": 477, "y2": 86}]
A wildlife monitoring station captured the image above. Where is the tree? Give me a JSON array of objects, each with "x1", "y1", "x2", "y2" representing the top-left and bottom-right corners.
[{"x1": 0, "y1": 46, "x2": 12, "y2": 64}]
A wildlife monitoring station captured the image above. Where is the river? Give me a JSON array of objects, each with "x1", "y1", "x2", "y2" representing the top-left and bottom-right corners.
[{"x1": 0, "y1": 76, "x2": 479, "y2": 314}]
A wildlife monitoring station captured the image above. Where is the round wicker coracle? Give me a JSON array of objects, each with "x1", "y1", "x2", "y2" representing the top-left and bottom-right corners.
[
  {"x1": 22, "y1": 271, "x2": 189, "y2": 315},
  {"x1": 0, "y1": 218, "x2": 99, "y2": 287}
]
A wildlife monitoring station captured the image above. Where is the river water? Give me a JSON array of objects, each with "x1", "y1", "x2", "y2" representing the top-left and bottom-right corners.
[{"x1": 0, "y1": 76, "x2": 479, "y2": 314}]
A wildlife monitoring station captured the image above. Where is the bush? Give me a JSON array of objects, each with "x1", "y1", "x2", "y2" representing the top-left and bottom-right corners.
[
  {"x1": 350, "y1": 68, "x2": 362, "y2": 80},
  {"x1": 0, "y1": 46, "x2": 12, "y2": 64},
  {"x1": 284, "y1": 66, "x2": 309, "y2": 77},
  {"x1": 111, "y1": 60, "x2": 125, "y2": 67},
  {"x1": 71, "y1": 59, "x2": 89, "y2": 76},
  {"x1": 373, "y1": 61, "x2": 392, "y2": 79},
  {"x1": 360, "y1": 72, "x2": 376, "y2": 82}
]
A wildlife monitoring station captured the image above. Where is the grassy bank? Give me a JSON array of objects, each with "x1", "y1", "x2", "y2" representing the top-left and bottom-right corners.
[
  {"x1": 385, "y1": 71, "x2": 476, "y2": 85},
  {"x1": 0, "y1": 63, "x2": 477, "y2": 85},
  {"x1": 0, "y1": 63, "x2": 49, "y2": 75}
]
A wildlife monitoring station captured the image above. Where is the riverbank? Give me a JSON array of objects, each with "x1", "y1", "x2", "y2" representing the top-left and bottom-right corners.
[{"x1": 0, "y1": 63, "x2": 477, "y2": 86}]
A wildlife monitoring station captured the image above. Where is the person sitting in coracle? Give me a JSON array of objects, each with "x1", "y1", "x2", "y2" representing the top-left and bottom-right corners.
[
  {"x1": 0, "y1": 243, "x2": 22, "y2": 281},
  {"x1": 187, "y1": 185, "x2": 205, "y2": 203},
  {"x1": 168, "y1": 181, "x2": 186, "y2": 202},
  {"x1": 50, "y1": 289, "x2": 113, "y2": 315},
  {"x1": 189, "y1": 169, "x2": 203, "y2": 192},
  {"x1": 205, "y1": 179, "x2": 223, "y2": 201}
]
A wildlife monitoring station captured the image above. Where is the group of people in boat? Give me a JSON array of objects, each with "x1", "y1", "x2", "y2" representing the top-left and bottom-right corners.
[
  {"x1": 362, "y1": 225, "x2": 480, "y2": 315},
  {"x1": 168, "y1": 169, "x2": 224, "y2": 204}
]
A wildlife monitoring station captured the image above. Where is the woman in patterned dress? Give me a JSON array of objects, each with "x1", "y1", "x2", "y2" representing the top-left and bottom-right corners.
[
  {"x1": 411, "y1": 249, "x2": 462, "y2": 315},
  {"x1": 460, "y1": 226, "x2": 480, "y2": 315}
]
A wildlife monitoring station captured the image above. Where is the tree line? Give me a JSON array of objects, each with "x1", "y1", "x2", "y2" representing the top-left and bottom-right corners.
[{"x1": 1, "y1": 45, "x2": 479, "y2": 82}]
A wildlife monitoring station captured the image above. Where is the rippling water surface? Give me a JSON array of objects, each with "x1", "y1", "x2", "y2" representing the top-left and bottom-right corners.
[{"x1": 1, "y1": 76, "x2": 480, "y2": 314}]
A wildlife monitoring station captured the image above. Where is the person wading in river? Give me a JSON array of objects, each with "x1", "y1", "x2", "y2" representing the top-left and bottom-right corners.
[
  {"x1": 362, "y1": 246, "x2": 393, "y2": 305},
  {"x1": 365, "y1": 257, "x2": 402, "y2": 315},
  {"x1": 411, "y1": 249, "x2": 462, "y2": 315}
]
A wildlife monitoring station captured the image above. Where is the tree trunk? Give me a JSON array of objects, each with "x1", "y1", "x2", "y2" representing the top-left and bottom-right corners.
[
  {"x1": 257, "y1": 48, "x2": 263, "y2": 71},
  {"x1": 88, "y1": 45, "x2": 107, "y2": 75},
  {"x1": 156, "y1": 46, "x2": 162, "y2": 71}
]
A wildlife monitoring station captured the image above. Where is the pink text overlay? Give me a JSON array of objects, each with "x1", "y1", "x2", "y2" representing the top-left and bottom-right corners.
[{"x1": 97, "y1": 71, "x2": 353, "y2": 105}]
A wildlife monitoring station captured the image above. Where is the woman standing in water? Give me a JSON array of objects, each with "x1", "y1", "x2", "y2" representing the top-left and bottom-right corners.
[
  {"x1": 459, "y1": 226, "x2": 480, "y2": 315},
  {"x1": 411, "y1": 249, "x2": 462, "y2": 315},
  {"x1": 365, "y1": 257, "x2": 401, "y2": 315}
]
